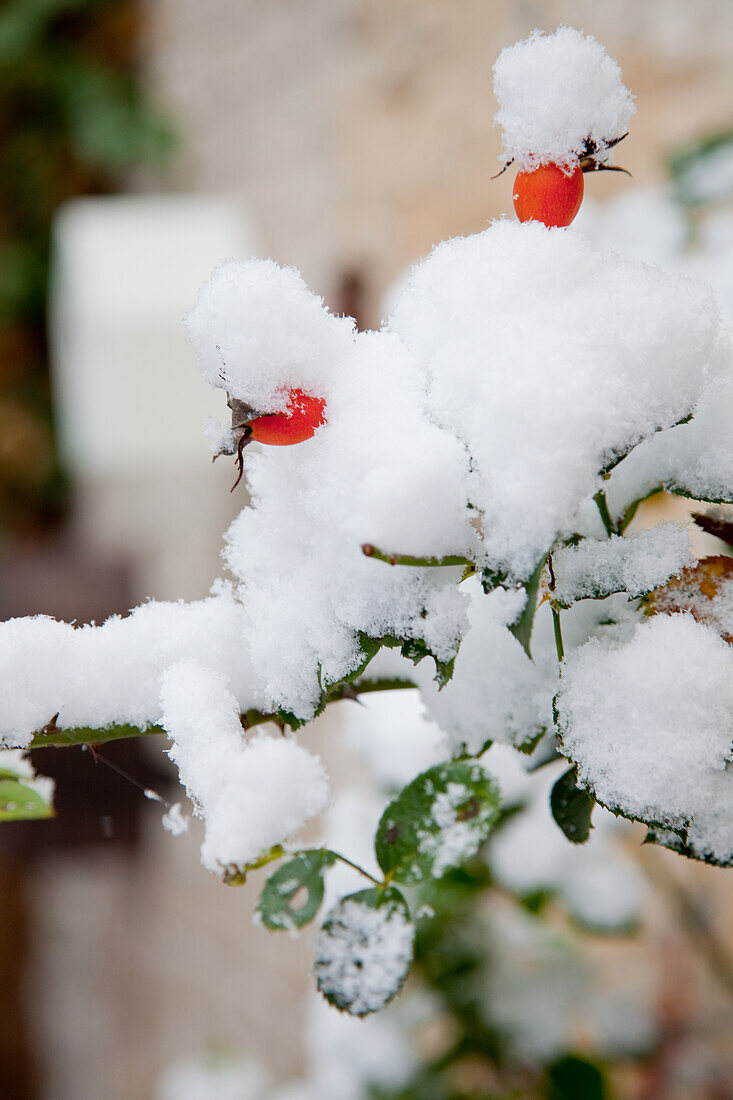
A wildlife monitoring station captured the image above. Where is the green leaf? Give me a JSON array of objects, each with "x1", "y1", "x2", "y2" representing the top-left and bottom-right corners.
[
  {"x1": 256, "y1": 849, "x2": 337, "y2": 930},
  {"x1": 314, "y1": 886, "x2": 414, "y2": 1016},
  {"x1": 550, "y1": 766, "x2": 595, "y2": 844},
  {"x1": 617, "y1": 486, "x2": 663, "y2": 535},
  {"x1": 545, "y1": 1054, "x2": 609, "y2": 1100},
  {"x1": 508, "y1": 555, "x2": 546, "y2": 658},
  {"x1": 643, "y1": 825, "x2": 733, "y2": 868},
  {"x1": 375, "y1": 762, "x2": 501, "y2": 885},
  {"x1": 399, "y1": 637, "x2": 456, "y2": 689},
  {"x1": 0, "y1": 777, "x2": 53, "y2": 821}
]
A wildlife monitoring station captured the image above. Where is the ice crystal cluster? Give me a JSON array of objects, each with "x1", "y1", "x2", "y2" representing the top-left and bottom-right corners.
[{"x1": 1, "y1": 26, "x2": 733, "y2": 1016}]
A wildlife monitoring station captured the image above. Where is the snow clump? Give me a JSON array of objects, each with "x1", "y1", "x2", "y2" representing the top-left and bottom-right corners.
[
  {"x1": 493, "y1": 27, "x2": 635, "y2": 171},
  {"x1": 388, "y1": 220, "x2": 726, "y2": 579},
  {"x1": 161, "y1": 661, "x2": 330, "y2": 873},
  {"x1": 556, "y1": 614, "x2": 733, "y2": 864}
]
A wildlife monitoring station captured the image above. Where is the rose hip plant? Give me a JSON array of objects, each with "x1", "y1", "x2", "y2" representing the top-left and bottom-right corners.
[{"x1": 2, "y1": 28, "x2": 733, "y2": 1022}]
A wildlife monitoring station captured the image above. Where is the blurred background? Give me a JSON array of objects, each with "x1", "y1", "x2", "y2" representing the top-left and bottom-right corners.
[{"x1": 1, "y1": 1, "x2": 733, "y2": 1097}]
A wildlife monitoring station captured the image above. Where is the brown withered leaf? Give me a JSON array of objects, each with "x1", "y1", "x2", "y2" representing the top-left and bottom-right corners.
[{"x1": 644, "y1": 555, "x2": 733, "y2": 643}]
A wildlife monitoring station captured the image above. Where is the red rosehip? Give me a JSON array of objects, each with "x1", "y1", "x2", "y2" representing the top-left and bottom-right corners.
[
  {"x1": 513, "y1": 163, "x2": 584, "y2": 228},
  {"x1": 248, "y1": 388, "x2": 326, "y2": 446}
]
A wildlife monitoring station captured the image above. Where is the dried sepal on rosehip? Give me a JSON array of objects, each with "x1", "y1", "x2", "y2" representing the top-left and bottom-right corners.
[{"x1": 220, "y1": 389, "x2": 327, "y2": 491}]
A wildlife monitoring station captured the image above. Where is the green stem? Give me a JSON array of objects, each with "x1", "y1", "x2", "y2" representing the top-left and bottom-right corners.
[
  {"x1": 332, "y1": 851, "x2": 382, "y2": 886},
  {"x1": 362, "y1": 544, "x2": 472, "y2": 569},
  {"x1": 27, "y1": 677, "x2": 418, "y2": 751},
  {"x1": 551, "y1": 604, "x2": 565, "y2": 665},
  {"x1": 593, "y1": 489, "x2": 616, "y2": 538},
  {"x1": 28, "y1": 722, "x2": 164, "y2": 750}
]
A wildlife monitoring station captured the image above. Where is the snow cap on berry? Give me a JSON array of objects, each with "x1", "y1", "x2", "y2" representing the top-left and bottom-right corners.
[
  {"x1": 493, "y1": 27, "x2": 635, "y2": 172},
  {"x1": 185, "y1": 258, "x2": 355, "y2": 413}
]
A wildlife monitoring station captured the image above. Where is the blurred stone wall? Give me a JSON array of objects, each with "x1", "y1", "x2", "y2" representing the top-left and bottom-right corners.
[{"x1": 141, "y1": 0, "x2": 733, "y2": 321}]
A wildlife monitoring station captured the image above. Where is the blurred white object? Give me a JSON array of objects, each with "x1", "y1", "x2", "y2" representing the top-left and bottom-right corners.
[
  {"x1": 49, "y1": 195, "x2": 261, "y2": 599},
  {"x1": 156, "y1": 1052, "x2": 269, "y2": 1100}
]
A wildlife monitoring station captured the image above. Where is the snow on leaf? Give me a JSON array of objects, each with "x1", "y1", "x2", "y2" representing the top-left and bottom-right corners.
[
  {"x1": 643, "y1": 555, "x2": 733, "y2": 643},
  {"x1": 375, "y1": 761, "x2": 501, "y2": 884},
  {"x1": 314, "y1": 887, "x2": 414, "y2": 1016}
]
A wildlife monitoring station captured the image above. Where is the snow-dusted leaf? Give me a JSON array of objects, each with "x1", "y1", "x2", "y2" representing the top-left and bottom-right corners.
[
  {"x1": 644, "y1": 825, "x2": 733, "y2": 868},
  {"x1": 398, "y1": 637, "x2": 456, "y2": 689},
  {"x1": 550, "y1": 766, "x2": 595, "y2": 844},
  {"x1": 0, "y1": 777, "x2": 53, "y2": 822},
  {"x1": 314, "y1": 886, "x2": 414, "y2": 1016},
  {"x1": 550, "y1": 525, "x2": 695, "y2": 608},
  {"x1": 643, "y1": 555, "x2": 733, "y2": 643},
  {"x1": 375, "y1": 762, "x2": 501, "y2": 885},
  {"x1": 257, "y1": 849, "x2": 337, "y2": 931}
]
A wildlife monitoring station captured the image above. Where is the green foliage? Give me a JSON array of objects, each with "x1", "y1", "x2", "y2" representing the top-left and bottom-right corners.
[
  {"x1": 314, "y1": 886, "x2": 414, "y2": 1016},
  {"x1": 508, "y1": 554, "x2": 546, "y2": 658},
  {"x1": 550, "y1": 766, "x2": 595, "y2": 844},
  {"x1": 667, "y1": 129, "x2": 733, "y2": 207},
  {"x1": 0, "y1": 776, "x2": 53, "y2": 820},
  {"x1": 0, "y1": 0, "x2": 176, "y2": 528},
  {"x1": 545, "y1": 1054, "x2": 609, "y2": 1100},
  {"x1": 257, "y1": 849, "x2": 337, "y2": 931},
  {"x1": 375, "y1": 762, "x2": 501, "y2": 885}
]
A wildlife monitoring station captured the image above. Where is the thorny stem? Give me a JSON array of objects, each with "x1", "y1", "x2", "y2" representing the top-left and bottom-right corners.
[
  {"x1": 593, "y1": 488, "x2": 616, "y2": 538},
  {"x1": 547, "y1": 553, "x2": 564, "y2": 667},
  {"x1": 362, "y1": 544, "x2": 473, "y2": 569},
  {"x1": 27, "y1": 677, "x2": 417, "y2": 751}
]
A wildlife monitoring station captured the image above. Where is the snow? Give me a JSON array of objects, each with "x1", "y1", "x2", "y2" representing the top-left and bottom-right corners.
[
  {"x1": 161, "y1": 802, "x2": 189, "y2": 836},
  {"x1": 0, "y1": 27, "x2": 731, "y2": 896},
  {"x1": 161, "y1": 661, "x2": 330, "y2": 873},
  {"x1": 0, "y1": 585, "x2": 260, "y2": 749},
  {"x1": 645, "y1": 555, "x2": 733, "y2": 642},
  {"x1": 314, "y1": 894, "x2": 415, "y2": 1016},
  {"x1": 295, "y1": 991, "x2": 419, "y2": 1100},
  {"x1": 556, "y1": 614, "x2": 733, "y2": 863},
  {"x1": 185, "y1": 258, "x2": 355, "y2": 415},
  {"x1": 486, "y1": 748, "x2": 646, "y2": 932},
  {"x1": 550, "y1": 524, "x2": 695, "y2": 607},
  {"x1": 388, "y1": 220, "x2": 728, "y2": 579},
  {"x1": 493, "y1": 27, "x2": 635, "y2": 172},
  {"x1": 418, "y1": 778, "x2": 488, "y2": 877},
  {"x1": 607, "y1": 372, "x2": 733, "y2": 520},
  {"x1": 417, "y1": 582, "x2": 551, "y2": 753},
  {"x1": 338, "y1": 689, "x2": 447, "y2": 793}
]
